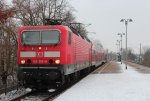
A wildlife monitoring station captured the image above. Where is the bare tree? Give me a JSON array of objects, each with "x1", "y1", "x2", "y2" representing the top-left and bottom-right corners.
[
  {"x1": 0, "y1": 20, "x2": 18, "y2": 87},
  {"x1": 92, "y1": 40, "x2": 103, "y2": 51},
  {"x1": 121, "y1": 48, "x2": 136, "y2": 62},
  {"x1": 127, "y1": 48, "x2": 136, "y2": 62},
  {"x1": 13, "y1": 0, "x2": 89, "y2": 38},
  {"x1": 12, "y1": 0, "x2": 72, "y2": 25},
  {"x1": 143, "y1": 48, "x2": 150, "y2": 67},
  {"x1": 0, "y1": 0, "x2": 14, "y2": 26},
  {"x1": 0, "y1": 1, "x2": 17, "y2": 91},
  {"x1": 63, "y1": 11, "x2": 76, "y2": 24}
]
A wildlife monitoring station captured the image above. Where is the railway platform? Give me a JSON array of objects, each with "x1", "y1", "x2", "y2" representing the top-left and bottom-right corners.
[{"x1": 54, "y1": 61, "x2": 150, "y2": 101}]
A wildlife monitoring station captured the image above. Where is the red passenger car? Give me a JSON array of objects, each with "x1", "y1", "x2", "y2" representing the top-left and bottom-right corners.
[
  {"x1": 17, "y1": 25, "x2": 93, "y2": 89},
  {"x1": 92, "y1": 48, "x2": 106, "y2": 67}
]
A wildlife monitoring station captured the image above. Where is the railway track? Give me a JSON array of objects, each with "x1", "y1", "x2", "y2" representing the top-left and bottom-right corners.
[
  {"x1": 0, "y1": 85, "x2": 18, "y2": 95},
  {"x1": 7, "y1": 73, "x2": 92, "y2": 100},
  {"x1": 8, "y1": 85, "x2": 70, "y2": 101},
  {"x1": 9, "y1": 91, "x2": 34, "y2": 101}
]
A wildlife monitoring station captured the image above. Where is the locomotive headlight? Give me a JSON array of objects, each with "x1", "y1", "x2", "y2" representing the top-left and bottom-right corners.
[
  {"x1": 21, "y1": 60, "x2": 25, "y2": 64},
  {"x1": 55, "y1": 59, "x2": 60, "y2": 64},
  {"x1": 38, "y1": 47, "x2": 42, "y2": 50}
]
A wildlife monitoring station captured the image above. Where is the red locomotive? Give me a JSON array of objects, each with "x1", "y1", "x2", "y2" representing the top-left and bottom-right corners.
[{"x1": 17, "y1": 22, "x2": 106, "y2": 89}]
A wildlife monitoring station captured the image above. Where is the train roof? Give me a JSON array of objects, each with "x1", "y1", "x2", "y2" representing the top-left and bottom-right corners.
[{"x1": 18, "y1": 25, "x2": 72, "y2": 32}]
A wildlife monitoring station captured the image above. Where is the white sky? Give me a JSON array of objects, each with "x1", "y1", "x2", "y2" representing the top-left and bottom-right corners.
[{"x1": 69, "y1": 0, "x2": 150, "y2": 53}]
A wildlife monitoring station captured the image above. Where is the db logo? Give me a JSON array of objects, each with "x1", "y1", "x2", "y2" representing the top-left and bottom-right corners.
[{"x1": 36, "y1": 52, "x2": 43, "y2": 57}]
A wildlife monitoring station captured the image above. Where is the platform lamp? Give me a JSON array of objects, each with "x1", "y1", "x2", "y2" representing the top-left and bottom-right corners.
[
  {"x1": 120, "y1": 19, "x2": 133, "y2": 69},
  {"x1": 118, "y1": 33, "x2": 125, "y2": 64}
]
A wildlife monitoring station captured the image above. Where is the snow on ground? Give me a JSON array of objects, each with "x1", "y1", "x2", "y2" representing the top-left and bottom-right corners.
[{"x1": 54, "y1": 62, "x2": 150, "y2": 101}]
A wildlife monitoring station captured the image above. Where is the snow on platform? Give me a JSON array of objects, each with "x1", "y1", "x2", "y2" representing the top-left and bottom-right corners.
[{"x1": 54, "y1": 62, "x2": 150, "y2": 101}]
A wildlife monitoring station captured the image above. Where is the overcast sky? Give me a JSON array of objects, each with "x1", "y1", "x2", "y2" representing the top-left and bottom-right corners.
[{"x1": 70, "y1": 0, "x2": 150, "y2": 53}]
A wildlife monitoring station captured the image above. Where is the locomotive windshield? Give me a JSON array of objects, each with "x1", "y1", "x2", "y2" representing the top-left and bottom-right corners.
[
  {"x1": 41, "y1": 30, "x2": 60, "y2": 44},
  {"x1": 22, "y1": 30, "x2": 60, "y2": 45}
]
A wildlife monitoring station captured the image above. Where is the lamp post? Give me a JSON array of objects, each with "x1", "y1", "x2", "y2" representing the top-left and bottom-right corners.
[
  {"x1": 116, "y1": 43, "x2": 119, "y2": 53},
  {"x1": 116, "y1": 40, "x2": 121, "y2": 62},
  {"x1": 117, "y1": 40, "x2": 120, "y2": 50},
  {"x1": 139, "y1": 43, "x2": 141, "y2": 64},
  {"x1": 120, "y1": 19, "x2": 133, "y2": 69},
  {"x1": 118, "y1": 33, "x2": 125, "y2": 64}
]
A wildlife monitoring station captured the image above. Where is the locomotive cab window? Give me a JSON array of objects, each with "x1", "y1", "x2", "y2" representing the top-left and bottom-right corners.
[
  {"x1": 22, "y1": 30, "x2": 60, "y2": 45},
  {"x1": 68, "y1": 32, "x2": 72, "y2": 45},
  {"x1": 41, "y1": 30, "x2": 60, "y2": 44},
  {"x1": 22, "y1": 31, "x2": 40, "y2": 45}
]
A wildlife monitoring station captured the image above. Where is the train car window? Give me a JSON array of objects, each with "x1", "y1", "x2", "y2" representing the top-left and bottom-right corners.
[
  {"x1": 22, "y1": 31, "x2": 40, "y2": 45},
  {"x1": 41, "y1": 30, "x2": 60, "y2": 44},
  {"x1": 68, "y1": 32, "x2": 71, "y2": 45}
]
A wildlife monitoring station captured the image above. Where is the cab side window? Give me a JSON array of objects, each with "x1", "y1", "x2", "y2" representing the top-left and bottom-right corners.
[{"x1": 68, "y1": 32, "x2": 71, "y2": 45}]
